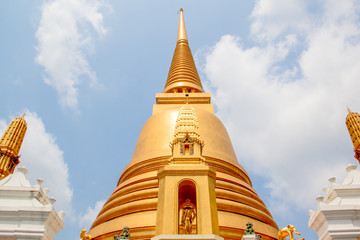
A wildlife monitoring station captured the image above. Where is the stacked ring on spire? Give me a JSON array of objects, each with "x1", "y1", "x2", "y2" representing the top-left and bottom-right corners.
[{"x1": 164, "y1": 41, "x2": 203, "y2": 93}]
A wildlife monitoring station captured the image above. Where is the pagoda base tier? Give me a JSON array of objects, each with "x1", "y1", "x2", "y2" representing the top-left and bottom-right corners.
[{"x1": 151, "y1": 234, "x2": 224, "y2": 240}]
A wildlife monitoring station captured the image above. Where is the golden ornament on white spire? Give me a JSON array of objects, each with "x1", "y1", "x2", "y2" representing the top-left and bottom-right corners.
[
  {"x1": 346, "y1": 107, "x2": 360, "y2": 162},
  {"x1": 0, "y1": 114, "x2": 27, "y2": 179}
]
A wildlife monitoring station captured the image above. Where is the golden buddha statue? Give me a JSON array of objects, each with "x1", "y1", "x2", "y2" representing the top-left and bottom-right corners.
[{"x1": 179, "y1": 199, "x2": 196, "y2": 234}]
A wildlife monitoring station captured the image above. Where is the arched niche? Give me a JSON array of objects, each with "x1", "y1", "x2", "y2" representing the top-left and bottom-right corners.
[{"x1": 178, "y1": 179, "x2": 197, "y2": 234}]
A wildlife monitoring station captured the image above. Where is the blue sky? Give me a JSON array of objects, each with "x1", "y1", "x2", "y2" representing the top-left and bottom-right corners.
[{"x1": 1, "y1": 1, "x2": 360, "y2": 239}]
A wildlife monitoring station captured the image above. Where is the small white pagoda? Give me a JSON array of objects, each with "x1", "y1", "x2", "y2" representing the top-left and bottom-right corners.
[
  {"x1": 308, "y1": 164, "x2": 360, "y2": 240},
  {"x1": 0, "y1": 166, "x2": 64, "y2": 240}
]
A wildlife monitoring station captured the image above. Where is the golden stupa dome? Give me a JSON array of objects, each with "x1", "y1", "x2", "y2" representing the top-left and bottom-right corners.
[
  {"x1": 90, "y1": 104, "x2": 278, "y2": 239},
  {"x1": 89, "y1": 9, "x2": 278, "y2": 240},
  {"x1": 127, "y1": 106, "x2": 241, "y2": 171}
]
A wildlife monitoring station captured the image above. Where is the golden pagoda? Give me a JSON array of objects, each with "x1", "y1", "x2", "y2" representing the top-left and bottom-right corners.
[
  {"x1": 0, "y1": 114, "x2": 27, "y2": 179},
  {"x1": 89, "y1": 9, "x2": 278, "y2": 240},
  {"x1": 346, "y1": 108, "x2": 360, "y2": 162}
]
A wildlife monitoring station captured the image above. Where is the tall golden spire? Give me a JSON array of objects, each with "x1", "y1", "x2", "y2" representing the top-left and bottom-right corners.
[
  {"x1": 346, "y1": 108, "x2": 360, "y2": 162},
  {"x1": 0, "y1": 114, "x2": 27, "y2": 179},
  {"x1": 177, "y1": 8, "x2": 188, "y2": 42},
  {"x1": 164, "y1": 8, "x2": 204, "y2": 93}
]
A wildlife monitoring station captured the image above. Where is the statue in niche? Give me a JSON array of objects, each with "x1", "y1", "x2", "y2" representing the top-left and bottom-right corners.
[{"x1": 179, "y1": 199, "x2": 196, "y2": 234}]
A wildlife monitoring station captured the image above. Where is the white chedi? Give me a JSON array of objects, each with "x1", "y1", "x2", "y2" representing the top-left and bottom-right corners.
[
  {"x1": 308, "y1": 164, "x2": 360, "y2": 240},
  {"x1": 0, "y1": 166, "x2": 64, "y2": 240}
]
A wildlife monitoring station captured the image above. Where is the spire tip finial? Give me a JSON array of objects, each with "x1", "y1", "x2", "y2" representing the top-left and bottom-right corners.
[
  {"x1": 347, "y1": 106, "x2": 351, "y2": 113},
  {"x1": 21, "y1": 110, "x2": 27, "y2": 118},
  {"x1": 177, "y1": 7, "x2": 188, "y2": 43}
]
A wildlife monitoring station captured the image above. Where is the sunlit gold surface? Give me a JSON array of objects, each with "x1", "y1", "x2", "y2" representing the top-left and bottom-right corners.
[
  {"x1": 164, "y1": 9, "x2": 203, "y2": 93},
  {"x1": 90, "y1": 105, "x2": 278, "y2": 239},
  {"x1": 278, "y1": 225, "x2": 302, "y2": 240},
  {"x1": 89, "y1": 8, "x2": 278, "y2": 240},
  {"x1": 0, "y1": 115, "x2": 27, "y2": 179},
  {"x1": 81, "y1": 228, "x2": 94, "y2": 240},
  {"x1": 177, "y1": 9, "x2": 188, "y2": 43},
  {"x1": 155, "y1": 93, "x2": 211, "y2": 105},
  {"x1": 170, "y1": 103, "x2": 204, "y2": 162},
  {"x1": 125, "y1": 107, "x2": 242, "y2": 171},
  {"x1": 180, "y1": 199, "x2": 196, "y2": 234},
  {"x1": 346, "y1": 108, "x2": 360, "y2": 162},
  {"x1": 155, "y1": 164, "x2": 219, "y2": 235}
]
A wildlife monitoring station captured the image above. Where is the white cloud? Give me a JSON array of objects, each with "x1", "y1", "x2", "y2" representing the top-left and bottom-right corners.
[
  {"x1": 0, "y1": 111, "x2": 73, "y2": 215},
  {"x1": 35, "y1": 0, "x2": 110, "y2": 109},
  {"x1": 202, "y1": 0, "x2": 360, "y2": 217},
  {"x1": 250, "y1": 0, "x2": 310, "y2": 41},
  {"x1": 79, "y1": 200, "x2": 106, "y2": 229}
]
